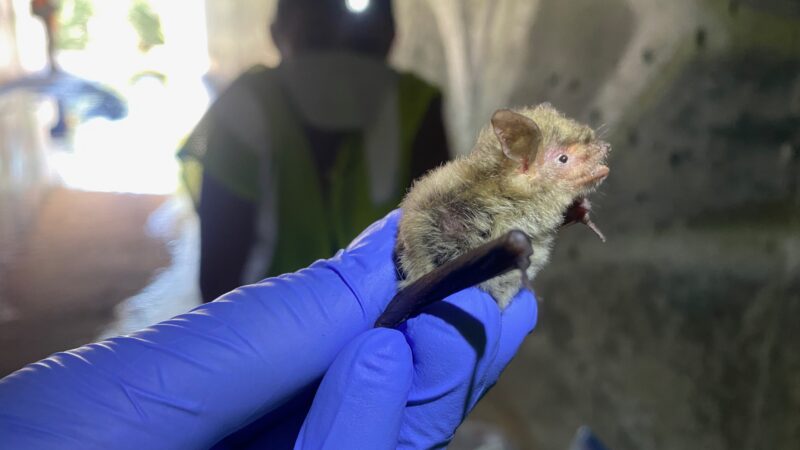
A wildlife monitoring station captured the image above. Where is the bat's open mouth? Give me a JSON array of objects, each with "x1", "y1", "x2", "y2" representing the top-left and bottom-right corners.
[{"x1": 560, "y1": 197, "x2": 606, "y2": 242}]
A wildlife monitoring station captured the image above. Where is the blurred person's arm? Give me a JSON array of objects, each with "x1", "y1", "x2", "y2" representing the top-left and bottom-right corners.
[
  {"x1": 186, "y1": 68, "x2": 267, "y2": 303},
  {"x1": 410, "y1": 94, "x2": 451, "y2": 180},
  {"x1": 198, "y1": 173, "x2": 256, "y2": 303}
]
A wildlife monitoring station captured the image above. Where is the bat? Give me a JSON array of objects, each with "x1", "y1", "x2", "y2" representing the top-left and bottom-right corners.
[{"x1": 377, "y1": 103, "x2": 610, "y2": 327}]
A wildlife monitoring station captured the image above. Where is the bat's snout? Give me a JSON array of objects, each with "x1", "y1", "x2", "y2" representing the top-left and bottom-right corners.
[{"x1": 594, "y1": 165, "x2": 610, "y2": 180}]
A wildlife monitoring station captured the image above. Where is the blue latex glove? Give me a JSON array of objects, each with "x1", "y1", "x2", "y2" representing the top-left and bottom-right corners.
[
  {"x1": 0, "y1": 211, "x2": 537, "y2": 449},
  {"x1": 295, "y1": 289, "x2": 537, "y2": 450}
]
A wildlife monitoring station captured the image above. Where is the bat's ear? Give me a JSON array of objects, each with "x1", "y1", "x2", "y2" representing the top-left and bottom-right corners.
[{"x1": 491, "y1": 109, "x2": 543, "y2": 170}]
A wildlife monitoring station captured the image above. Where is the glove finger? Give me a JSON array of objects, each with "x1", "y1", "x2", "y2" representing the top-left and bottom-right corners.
[
  {"x1": 294, "y1": 328, "x2": 412, "y2": 450},
  {"x1": 397, "y1": 287, "x2": 503, "y2": 449},
  {"x1": 490, "y1": 289, "x2": 538, "y2": 382}
]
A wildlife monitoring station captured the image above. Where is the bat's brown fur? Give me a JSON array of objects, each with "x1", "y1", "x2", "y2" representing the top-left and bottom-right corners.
[{"x1": 396, "y1": 103, "x2": 610, "y2": 308}]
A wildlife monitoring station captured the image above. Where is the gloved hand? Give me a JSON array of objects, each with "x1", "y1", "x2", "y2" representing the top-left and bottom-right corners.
[
  {"x1": 295, "y1": 288, "x2": 537, "y2": 450},
  {"x1": 0, "y1": 210, "x2": 537, "y2": 449}
]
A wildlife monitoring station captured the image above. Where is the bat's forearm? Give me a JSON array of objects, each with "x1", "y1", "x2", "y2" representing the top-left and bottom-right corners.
[{"x1": 374, "y1": 230, "x2": 534, "y2": 328}]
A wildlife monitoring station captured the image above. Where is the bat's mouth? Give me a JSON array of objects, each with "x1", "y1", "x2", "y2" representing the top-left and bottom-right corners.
[
  {"x1": 560, "y1": 197, "x2": 606, "y2": 242},
  {"x1": 576, "y1": 165, "x2": 610, "y2": 190}
]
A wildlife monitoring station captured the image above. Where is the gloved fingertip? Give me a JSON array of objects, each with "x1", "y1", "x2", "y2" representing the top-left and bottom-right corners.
[
  {"x1": 355, "y1": 328, "x2": 413, "y2": 383},
  {"x1": 400, "y1": 287, "x2": 503, "y2": 392},
  {"x1": 295, "y1": 329, "x2": 412, "y2": 450},
  {"x1": 324, "y1": 327, "x2": 413, "y2": 397}
]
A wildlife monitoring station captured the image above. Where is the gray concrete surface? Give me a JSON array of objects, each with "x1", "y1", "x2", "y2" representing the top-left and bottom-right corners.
[{"x1": 459, "y1": 3, "x2": 800, "y2": 449}]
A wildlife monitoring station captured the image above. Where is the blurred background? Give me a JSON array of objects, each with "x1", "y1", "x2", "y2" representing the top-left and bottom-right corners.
[{"x1": 1, "y1": 0, "x2": 798, "y2": 449}]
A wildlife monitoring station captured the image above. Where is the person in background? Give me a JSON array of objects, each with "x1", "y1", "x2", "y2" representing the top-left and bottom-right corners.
[{"x1": 179, "y1": 0, "x2": 450, "y2": 302}]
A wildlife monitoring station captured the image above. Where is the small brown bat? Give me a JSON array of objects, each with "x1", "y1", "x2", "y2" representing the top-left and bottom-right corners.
[{"x1": 394, "y1": 103, "x2": 610, "y2": 310}]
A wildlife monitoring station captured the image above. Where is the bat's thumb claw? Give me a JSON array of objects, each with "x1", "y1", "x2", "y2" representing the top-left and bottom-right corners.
[{"x1": 582, "y1": 217, "x2": 607, "y2": 242}]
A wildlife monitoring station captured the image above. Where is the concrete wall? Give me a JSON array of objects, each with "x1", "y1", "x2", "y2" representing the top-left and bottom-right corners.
[{"x1": 426, "y1": 2, "x2": 800, "y2": 449}]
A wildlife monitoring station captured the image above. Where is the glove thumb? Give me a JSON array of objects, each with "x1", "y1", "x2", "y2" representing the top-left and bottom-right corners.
[{"x1": 294, "y1": 328, "x2": 413, "y2": 450}]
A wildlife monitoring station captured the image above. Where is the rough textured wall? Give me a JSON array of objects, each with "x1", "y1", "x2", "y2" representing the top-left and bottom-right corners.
[
  {"x1": 203, "y1": 1, "x2": 800, "y2": 448},
  {"x1": 445, "y1": 1, "x2": 800, "y2": 449},
  {"x1": 408, "y1": 1, "x2": 799, "y2": 448}
]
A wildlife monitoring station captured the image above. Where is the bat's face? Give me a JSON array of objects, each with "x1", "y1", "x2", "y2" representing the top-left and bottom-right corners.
[
  {"x1": 540, "y1": 139, "x2": 610, "y2": 196},
  {"x1": 490, "y1": 105, "x2": 611, "y2": 241},
  {"x1": 539, "y1": 138, "x2": 610, "y2": 241},
  {"x1": 490, "y1": 107, "x2": 610, "y2": 195}
]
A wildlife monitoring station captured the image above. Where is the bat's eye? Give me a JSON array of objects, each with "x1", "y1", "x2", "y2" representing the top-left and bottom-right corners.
[{"x1": 558, "y1": 154, "x2": 569, "y2": 164}]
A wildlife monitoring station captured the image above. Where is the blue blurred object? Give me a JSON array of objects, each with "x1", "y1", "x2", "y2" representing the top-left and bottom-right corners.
[
  {"x1": 570, "y1": 426, "x2": 611, "y2": 450},
  {"x1": 0, "y1": 70, "x2": 127, "y2": 137}
]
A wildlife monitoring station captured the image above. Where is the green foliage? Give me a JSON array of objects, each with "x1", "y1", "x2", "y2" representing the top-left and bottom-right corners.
[
  {"x1": 128, "y1": 0, "x2": 164, "y2": 51},
  {"x1": 55, "y1": 0, "x2": 93, "y2": 50}
]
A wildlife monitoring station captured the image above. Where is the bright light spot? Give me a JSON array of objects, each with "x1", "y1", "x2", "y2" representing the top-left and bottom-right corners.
[
  {"x1": 40, "y1": 0, "x2": 211, "y2": 195},
  {"x1": 345, "y1": 0, "x2": 370, "y2": 14},
  {"x1": 11, "y1": 0, "x2": 48, "y2": 72},
  {"x1": 51, "y1": 75, "x2": 210, "y2": 195}
]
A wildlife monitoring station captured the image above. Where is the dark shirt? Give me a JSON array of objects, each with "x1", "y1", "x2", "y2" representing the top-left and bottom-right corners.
[{"x1": 198, "y1": 95, "x2": 450, "y2": 302}]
